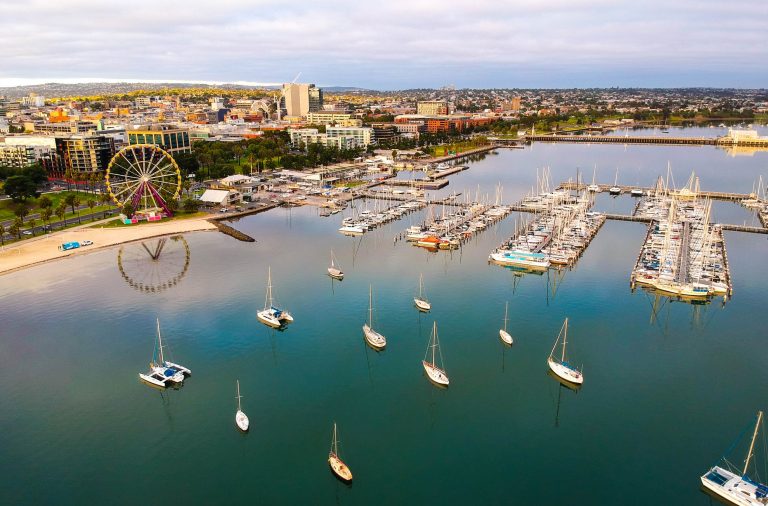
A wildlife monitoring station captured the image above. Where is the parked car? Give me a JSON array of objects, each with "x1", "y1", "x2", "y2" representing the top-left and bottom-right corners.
[{"x1": 80, "y1": 240, "x2": 93, "y2": 246}]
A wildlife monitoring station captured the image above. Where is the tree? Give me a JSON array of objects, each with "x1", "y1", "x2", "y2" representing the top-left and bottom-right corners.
[
  {"x1": 72, "y1": 197, "x2": 82, "y2": 223},
  {"x1": 99, "y1": 192, "x2": 112, "y2": 206},
  {"x1": 182, "y1": 198, "x2": 199, "y2": 213},
  {"x1": 165, "y1": 198, "x2": 179, "y2": 214},
  {"x1": 122, "y1": 202, "x2": 135, "y2": 218},
  {"x1": 64, "y1": 193, "x2": 78, "y2": 215},
  {"x1": 27, "y1": 218, "x2": 36, "y2": 236},
  {"x1": 9, "y1": 220, "x2": 21, "y2": 240},
  {"x1": 87, "y1": 199, "x2": 96, "y2": 220},
  {"x1": 0, "y1": 223, "x2": 5, "y2": 245},
  {"x1": 41, "y1": 207, "x2": 53, "y2": 229},
  {"x1": 38, "y1": 195, "x2": 53, "y2": 210},
  {"x1": 14, "y1": 203, "x2": 30, "y2": 223},
  {"x1": 4, "y1": 175, "x2": 39, "y2": 202},
  {"x1": 55, "y1": 202, "x2": 67, "y2": 225}
]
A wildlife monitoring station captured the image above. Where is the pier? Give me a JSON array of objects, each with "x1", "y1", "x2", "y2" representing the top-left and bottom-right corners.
[{"x1": 558, "y1": 182, "x2": 753, "y2": 202}]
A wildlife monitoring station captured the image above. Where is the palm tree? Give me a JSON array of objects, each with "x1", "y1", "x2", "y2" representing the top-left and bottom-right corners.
[
  {"x1": 64, "y1": 193, "x2": 77, "y2": 215},
  {"x1": 27, "y1": 218, "x2": 37, "y2": 236},
  {"x1": 87, "y1": 199, "x2": 96, "y2": 220},
  {"x1": 10, "y1": 217, "x2": 23, "y2": 239},
  {"x1": 41, "y1": 207, "x2": 53, "y2": 231},
  {"x1": 72, "y1": 197, "x2": 82, "y2": 224},
  {"x1": 55, "y1": 202, "x2": 67, "y2": 228},
  {"x1": 0, "y1": 223, "x2": 6, "y2": 246}
]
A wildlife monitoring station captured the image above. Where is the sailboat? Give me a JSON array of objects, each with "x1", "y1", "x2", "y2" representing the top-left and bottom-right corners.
[
  {"x1": 257, "y1": 267, "x2": 294, "y2": 328},
  {"x1": 139, "y1": 318, "x2": 191, "y2": 388},
  {"x1": 587, "y1": 166, "x2": 600, "y2": 193},
  {"x1": 414, "y1": 273, "x2": 431, "y2": 311},
  {"x1": 235, "y1": 380, "x2": 249, "y2": 432},
  {"x1": 422, "y1": 321, "x2": 449, "y2": 387},
  {"x1": 327, "y1": 250, "x2": 344, "y2": 280},
  {"x1": 701, "y1": 411, "x2": 767, "y2": 505},
  {"x1": 547, "y1": 318, "x2": 583, "y2": 385},
  {"x1": 499, "y1": 301, "x2": 513, "y2": 345},
  {"x1": 362, "y1": 285, "x2": 386, "y2": 350},
  {"x1": 328, "y1": 422, "x2": 353, "y2": 482},
  {"x1": 609, "y1": 168, "x2": 621, "y2": 195}
]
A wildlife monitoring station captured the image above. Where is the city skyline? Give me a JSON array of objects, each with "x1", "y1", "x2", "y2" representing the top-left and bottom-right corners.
[{"x1": 1, "y1": 0, "x2": 767, "y2": 89}]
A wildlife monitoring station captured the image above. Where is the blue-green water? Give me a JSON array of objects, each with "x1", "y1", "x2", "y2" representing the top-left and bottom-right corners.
[{"x1": 1, "y1": 129, "x2": 767, "y2": 505}]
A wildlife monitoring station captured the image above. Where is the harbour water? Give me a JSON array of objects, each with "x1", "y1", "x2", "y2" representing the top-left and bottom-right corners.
[{"x1": 1, "y1": 127, "x2": 767, "y2": 505}]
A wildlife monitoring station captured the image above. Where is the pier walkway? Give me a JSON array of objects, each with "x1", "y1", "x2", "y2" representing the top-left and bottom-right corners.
[{"x1": 558, "y1": 182, "x2": 754, "y2": 202}]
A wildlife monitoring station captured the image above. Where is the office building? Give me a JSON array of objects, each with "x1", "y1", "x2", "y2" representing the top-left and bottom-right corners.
[
  {"x1": 326, "y1": 126, "x2": 373, "y2": 147},
  {"x1": 417, "y1": 101, "x2": 449, "y2": 115},
  {"x1": 55, "y1": 135, "x2": 116, "y2": 174},
  {"x1": 281, "y1": 83, "x2": 324, "y2": 117},
  {"x1": 127, "y1": 125, "x2": 192, "y2": 154}
]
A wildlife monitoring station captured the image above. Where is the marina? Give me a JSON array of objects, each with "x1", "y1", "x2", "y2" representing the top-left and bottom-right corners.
[{"x1": 2, "y1": 130, "x2": 767, "y2": 505}]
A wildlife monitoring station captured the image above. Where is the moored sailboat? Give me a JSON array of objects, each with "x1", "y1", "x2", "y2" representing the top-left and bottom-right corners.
[
  {"x1": 414, "y1": 273, "x2": 431, "y2": 311},
  {"x1": 701, "y1": 411, "x2": 768, "y2": 506},
  {"x1": 499, "y1": 301, "x2": 513, "y2": 345},
  {"x1": 235, "y1": 380, "x2": 249, "y2": 432},
  {"x1": 139, "y1": 318, "x2": 190, "y2": 388},
  {"x1": 362, "y1": 285, "x2": 386, "y2": 350},
  {"x1": 328, "y1": 250, "x2": 344, "y2": 280},
  {"x1": 422, "y1": 321, "x2": 449, "y2": 387},
  {"x1": 547, "y1": 318, "x2": 583, "y2": 385},
  {"x1": 328, "y1": 422, "x2": 353, "y2": 482},
  {"x1": 257, "y1": 267, "x2": 294, "y2": 328}
]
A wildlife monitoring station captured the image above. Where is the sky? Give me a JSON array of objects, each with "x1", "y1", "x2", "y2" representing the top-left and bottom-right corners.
[{"x1": 1, "y1": 0, "x2": 766, "y2": 89}]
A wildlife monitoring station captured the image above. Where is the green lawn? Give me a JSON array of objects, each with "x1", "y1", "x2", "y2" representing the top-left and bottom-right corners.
[{"x1": 1, "y1": 190, "x2": 114, "y2": 222}]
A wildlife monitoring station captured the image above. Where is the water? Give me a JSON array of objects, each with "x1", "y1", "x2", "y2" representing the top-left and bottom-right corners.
[{"x1": 1, "y1": 128, "x2": 767, "y2": 505}]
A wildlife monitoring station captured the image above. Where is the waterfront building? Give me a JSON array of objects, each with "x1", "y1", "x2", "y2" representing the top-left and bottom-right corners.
[
  {"x1": 55, "y1": 135, "x2": 116, "y2": 175},
  {"x1": 127, "y1": 125, "x2": 192, "y2": 154},
  {"x1": 281, "y1": 83, "x2": 323, "y2": 117},
  {"x1": 327, "y1": 126, "x2": 373, "y2": 147},
  {"x1": 417, "y1": 101, "x2": 448, "y2": 115}
]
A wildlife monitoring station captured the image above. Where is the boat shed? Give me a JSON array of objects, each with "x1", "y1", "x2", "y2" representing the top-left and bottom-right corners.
[{"x1": 199, "y1": 189, "x2": 241, "y2": 207}]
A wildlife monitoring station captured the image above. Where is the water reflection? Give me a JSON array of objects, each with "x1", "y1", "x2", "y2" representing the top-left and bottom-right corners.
[{"x1": 117, "y1": 235, "x2": 190, "y2": 293}]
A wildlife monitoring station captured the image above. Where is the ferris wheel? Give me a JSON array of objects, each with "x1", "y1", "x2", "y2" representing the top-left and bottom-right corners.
[
  {"x1": 105, "y1": 144, "x2": 182, "y2": 215},
  {"x1": 117, "y1": 235, "x2": 191, "y2": 293}
]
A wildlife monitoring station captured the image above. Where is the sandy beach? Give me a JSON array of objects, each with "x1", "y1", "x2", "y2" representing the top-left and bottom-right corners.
[{"x1": 0, "y1": 217, "x2": 218, "y2": 276}]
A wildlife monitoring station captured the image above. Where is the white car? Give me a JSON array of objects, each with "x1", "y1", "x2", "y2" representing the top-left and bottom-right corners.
[{"x1": 80, "y1": 240, "x2": 93, "y2": 246}]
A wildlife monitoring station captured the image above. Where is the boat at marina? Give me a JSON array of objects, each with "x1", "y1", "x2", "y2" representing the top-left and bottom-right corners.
[
  {"x1": 362, "y1": 285, "x2": 386, "y2": 350},
  {"x1": 630, "y1": 188, "x2": 644, "y2": 197},
  {"x1": 547, "y1": 318, "x2": 583, "y2": 386},
  {"x1": 327, "y1": 250, "x2": 344, "y2": 280},
  {"x1": 499, "y1": 301, "x2": 513, "y2": 345},
  {"x1": 328, "y1": 422, "x2": 353, "y2": 482},
  {"x1": 490, "y1": 249, "x2": 550, "y2": 271},
  {"x1": 139, "y1": 318, "x2": 191, "y2": 388},
  {"x1": 422, "y1": 321, "x2": 449, "y2": 387},
  {"x1": 587, "y1": 166, "x2": 600, "y2": 192},
  {"x1": 609, "y1": 168, "x2": 621, "y2": 195},
  {"x1": 235, "y1": 380, "x2": 249, "y2": 432},
  {"x1": 257, "y1": 267, "x2": 294, "y2": 328},
  {"x1": 700, "y1": 411, "x2": 767, "y2": 505},
  {"x1": 414, "y1": 273, "x2": 431, "y2": 311}
]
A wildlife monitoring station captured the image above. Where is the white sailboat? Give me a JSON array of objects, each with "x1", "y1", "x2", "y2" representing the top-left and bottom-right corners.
[
  {"x1": 701, "y1": 411, "x2": 768, "y2": 506},
  {"x1": 499, "y1": 301, "x2": 513, "y2": 345},
  {"x1": 414, "y1": 273, "x2": 431, "y2": 311},
  {"x1": 235, "y1": 380, "x2": 249, "y2": 432},
  {"x1": 257, "y1": 267, "x2": 294, "y2": 328},
  {"x1": 587, "y1": 166, "x2": 600, "y2": 193},
  {"x1": 328, "y1": 422, "x2": 353, "y2": 482},
  {"x1": 362, "y1": 285, "x2": 386, "y2": 350},
  {"x1": 422, "y1": 321, "x2": 449, "y2": 387},
  {"x1": 327, "y1": 250, "x2": 344, "y2": 280},
  {"x1": 609, "y1": 168, "x2": 621, "y2": 195},
  {"x1": 139, "y1": 318, "x2": 191, "y2": 388},
  {"x1": 547, "y1": 318, "x2": 583, "y2": 385}
]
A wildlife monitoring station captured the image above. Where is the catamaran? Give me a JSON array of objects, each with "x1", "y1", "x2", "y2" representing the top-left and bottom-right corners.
[
  {"x1": 362, "y1": 285, "x2": 386, "y2": 350},
  {"x1": 499, "y1": 301, "x2": 513, "y2": 345},
  {"x1": 328, "y1": 422, "x2": 353, "y2": 482},
  {"x1": 257, "y1": 267, "x2": 294, "y2": 328},
  {"x1": 547, "y1": 318, "x2": 583, "y2": 385},
  {"x1": 235, "y1": 380, "x2": 249, "y2": 432},
  {"x1": 139, "y1": 318, "x2": 191, "y2": 388},
  {"x1": 328, "y1": 250, "x2": 344, "y2": 280},
  {"x1": 422, "y1": 321, "x2": 449, "y2": 387},
  {"x1": 701, "y1": 411, "x2": 768, "y2": 506},
  {"x1": 414, "y1": 273, "x2": 431, "y2": 311}
]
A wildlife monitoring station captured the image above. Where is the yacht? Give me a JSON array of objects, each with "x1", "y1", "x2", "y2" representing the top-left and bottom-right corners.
[
  {"x1": 139, "y1": 319, "x2": 190, "y2": 388},
  {"x1": 257, "y1": 267, "x2": 294, "y2": 328}
]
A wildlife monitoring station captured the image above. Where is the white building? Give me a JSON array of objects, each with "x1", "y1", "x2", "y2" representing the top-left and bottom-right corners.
[
  {"x1": 327, "y1": 126, "x2": 373, "y2": 147},
  {"x1": 199, "y1": 189, "x2": 242, "y2": 207},
  {"x1": 281, "y1": 83, "x2": 323, "y2": 117}
]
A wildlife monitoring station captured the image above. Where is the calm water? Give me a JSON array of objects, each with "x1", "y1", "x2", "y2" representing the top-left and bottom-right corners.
[{"x1": 1, "y1": 127, "x2": 767, "y2": 505}]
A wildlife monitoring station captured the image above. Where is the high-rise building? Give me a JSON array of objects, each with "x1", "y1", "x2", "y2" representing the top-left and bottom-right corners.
[
  {"x1": 417, "y1": 101, "x2": 449, "y2": 115},
  {"x1": 281, "y1": 83, "x2": 324, "y2": 117},
  {"x1": 55, "y1": 135, "x2": 116, "y2": 174}
]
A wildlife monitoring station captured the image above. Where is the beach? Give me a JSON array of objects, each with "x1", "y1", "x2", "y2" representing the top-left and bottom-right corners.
[{"x1": 0, "y1": 217, "x2": 217, "y2": 276}]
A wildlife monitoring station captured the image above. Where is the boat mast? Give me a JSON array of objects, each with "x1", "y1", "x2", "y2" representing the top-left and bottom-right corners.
[
  {"x1": 419, "y1": 273, "x2": 424, "y2": 299},
  {"x1": 431, "y1": 322, "x2": 437, "y2": 366},
  {"x1": 743, "y1": 411, "x2": 764, "y2": 476},
  {"x1": 368, "y1": 285, "x2": 373, "y2": 328},
  {"x1": 236, "y1": 380, "x2": 242, "y2": 411},
  {"x1": 561, "y1": 318, "x2": 568, "y2": 362},
  {"x1": 331, "y1": 422, "x2": 338, "y2": 455},
  {"x1": 503, "y1": 302, "x2": 508, "y2": 332},
  {"x1": 265, "y1": 267, "x2": 273, "y2": 310},
  {"x1": 156, "y1": 318, "x2": 164, "y2": 364}
]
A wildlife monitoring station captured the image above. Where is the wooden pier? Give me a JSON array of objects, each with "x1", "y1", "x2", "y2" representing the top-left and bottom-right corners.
[
  {"x1": 527, "y1": 134, "x2": 717, "y2": 146},
  {"x1": 558, "y1": 182, "x2": 753, "y2": 202}
]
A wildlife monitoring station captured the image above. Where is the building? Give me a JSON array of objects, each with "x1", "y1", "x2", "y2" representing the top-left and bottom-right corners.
[
  {"x1": 417, "y1": 101, "x2": 448, "y2": 115},
  {"x1": 306, "y1": 111, "x2": 352, "y2": 124},
  {"x1": 21, "y1": 93, "x2": 46, "y2": 108},
  {"x1": 199, "y1": 189, "x2": 242, "y2": 207},
  {"x1": 288, "y1": 128, "x2": 362, "y2": 150},
  {"x1": 281, "y1": 83, "x2": 323, "y2": 117},
  {"x1": 35, "y1": 121, "x2": 96, "y2": 135},
  {"x1": 55, "y1": 135, "x2": 116, "y2": 175},
  {"x1": 393, "y1": 122, "x2": 426, "y2": 138},
  {"x1": 127, "y1": 125, "x2": 191, "y2": 154},
  {"x1": 370, "y1": 123, "x2": 398, "y2": 144},
  {"x1": 326, "y1": 126, "x2": 373, "y2": 147},
  {"x1": 0, "y1": 144, "x2": 50, "y2": 168}
]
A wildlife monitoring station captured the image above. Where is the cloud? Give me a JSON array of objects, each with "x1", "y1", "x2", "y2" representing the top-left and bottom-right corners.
[{"x1": 1, "y1": 0, "x2": 766, "y2": 88}]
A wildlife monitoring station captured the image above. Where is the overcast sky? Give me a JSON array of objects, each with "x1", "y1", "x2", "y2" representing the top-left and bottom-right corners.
[{"x1": 1, "y1": 0, "x2": 766, "y2": 89}]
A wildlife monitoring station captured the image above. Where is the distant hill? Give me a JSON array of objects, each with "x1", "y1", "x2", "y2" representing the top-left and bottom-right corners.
[{"x1": 0, "y1": 82, "x2": 281, "y2": 99}]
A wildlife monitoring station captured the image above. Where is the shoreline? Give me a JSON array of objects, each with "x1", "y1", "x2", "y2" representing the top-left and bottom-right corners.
[{"x1": 0, "y1": 217, "x2": 218, "y2": 277}]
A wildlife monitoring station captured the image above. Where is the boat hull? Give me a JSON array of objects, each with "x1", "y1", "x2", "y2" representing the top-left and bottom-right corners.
[
  {"x1": 499, "y1": 329, "x2": 513, "y2": 345},
  {"x1": 328, "y1": 454, "x2": 353, "y2": 482},
  {"x1": 414, "y1": 298, "x2": 431, "y2": 311},
  {"x1": 257, "y1": 311, "x2": 282, "y2": 328},
  {"x1": 422, "y1": 360, "x2": 449, "y2": 387},
  {"x1": 700, "y1": 467, "x2": 766, "y2": 506},
  {"x1": 362, "y1": 324, "x2": 386, "y2": 350},
  {"x1": 236, "y1": 410, "x2": 250, "y2": 432},
  {"x1": 547, "y1": 357, "x2": 583, "y2": 385},
  {"x1": 328, "y1": 268, "x2": 344, "y2": 280},
  {"x1": 490, "y1": 251, "x2": 550, "y2": 271},
  {"x1": 138, "y1": 373, "x2": 167, "y2": 388}
]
